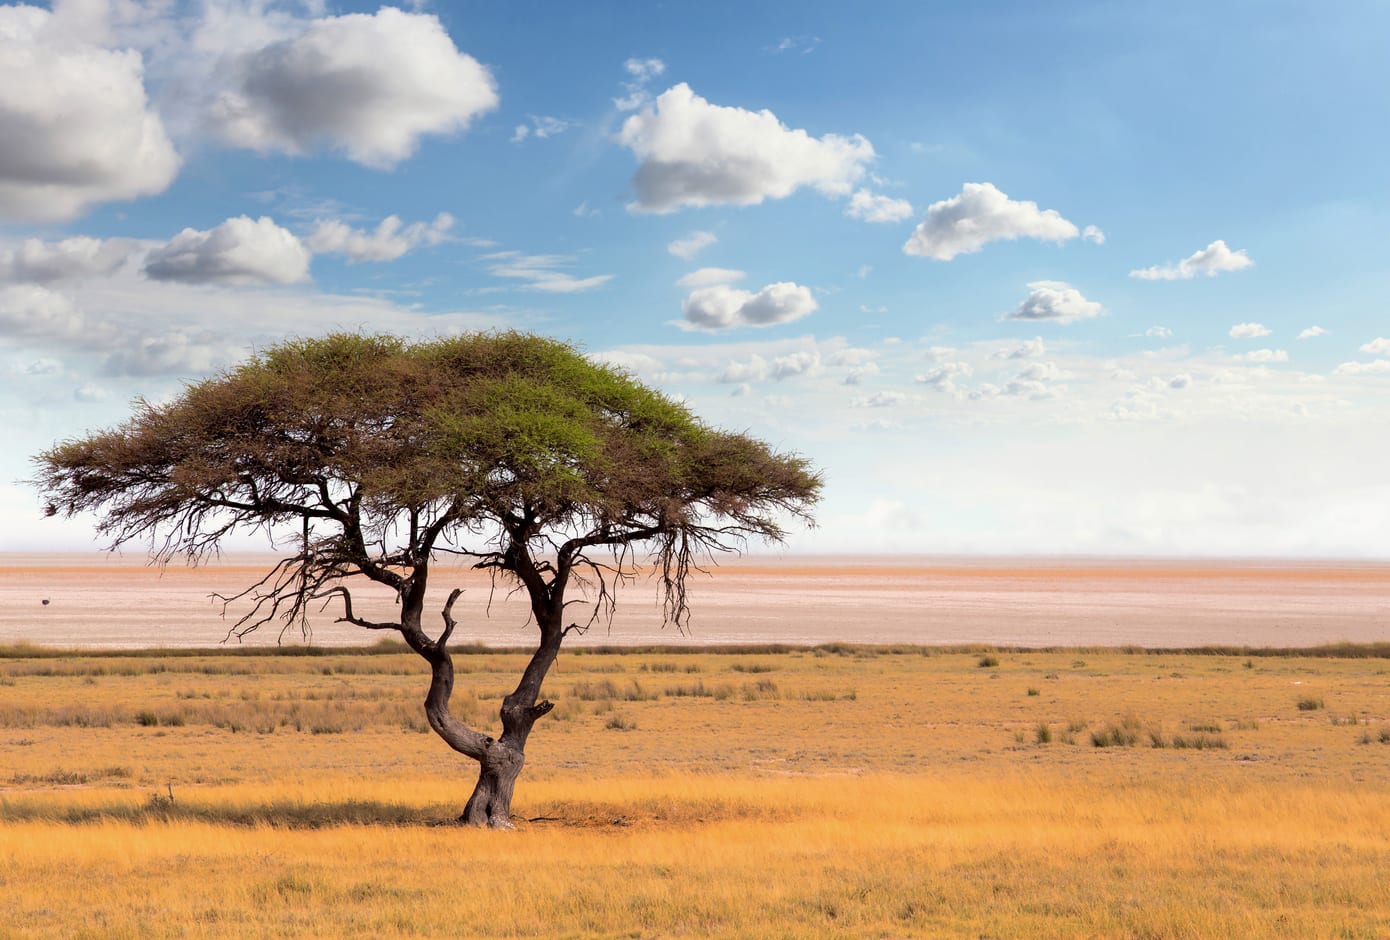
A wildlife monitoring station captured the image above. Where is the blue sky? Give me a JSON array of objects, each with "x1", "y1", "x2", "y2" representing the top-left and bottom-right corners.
[{"x1": 2, "y1": 0, "x2": 1388, "y2": 556}]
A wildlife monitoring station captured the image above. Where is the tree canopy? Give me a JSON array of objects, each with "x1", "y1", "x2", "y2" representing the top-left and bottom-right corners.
[{"x1": 36, "y1": 331, "x2": 821, "y2": 826}]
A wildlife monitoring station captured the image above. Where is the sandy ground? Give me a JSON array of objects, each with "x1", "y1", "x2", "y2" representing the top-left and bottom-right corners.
[{"x1": 0, "y1": 552, "x2": 1387, "y2": 650}]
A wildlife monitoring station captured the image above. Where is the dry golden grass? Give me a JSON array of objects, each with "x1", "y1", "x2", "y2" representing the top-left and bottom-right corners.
[{"x1": 2, "y1": 644, "x2": 1389, "y2": 938}]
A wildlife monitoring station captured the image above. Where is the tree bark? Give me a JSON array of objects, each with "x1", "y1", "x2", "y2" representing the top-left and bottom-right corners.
[{"x1": 460, "y1": 741, "x2": 525, "y2": 828}]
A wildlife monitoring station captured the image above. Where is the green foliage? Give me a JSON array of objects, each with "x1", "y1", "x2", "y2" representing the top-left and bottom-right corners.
[{"x1": 35, "y1": 331, "x2": 821, "y2": 638}]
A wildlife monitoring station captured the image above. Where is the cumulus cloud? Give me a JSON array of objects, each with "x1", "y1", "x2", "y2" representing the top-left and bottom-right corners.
[
  {"x1": 1005, "y1": 281, "x2": 1102, "y2": 324},
  {"x1": 667, "y1": 231, "x2": 717, "y2": 260},
  {"x1": 1015, "y1": 361, "x2": 1073, "y2": 382},
  {"x1": 680, "y1": 282, "x2": 818, "y2": 331},
  {"x1": 856, "y1": 391, "x2": 907, "y2": 408},
  {"x1": 1333, "y1": 360, "x2": 1390, "y2": 376},
  {"x1": 717, "y1": 355, "x2": 769, "y2": 384},
  {"x1": 306, "y1": 213, "x2": 454, "y2": 263},
  {"x1": 619, "y1": 83, "x2": 874, "y2": 213},
  {"x1": 1143, "y1": 326, "x2": 1174, "y2": 339},
  {"x1": 1298, "y1": 326, "x2": 1327, "y2": 339},
  {"x1": 915, "y1": 360, "x2": 973, "y2": 395},
  {"x1": 843, "y1": 362, "x2": 880, "y2": 385},
  {"x1": 992, "y1": 337, "x2": 1046, "y2": 360},
  {"x1": 0, "y1": 237, "x2": 137, "y2": 284},
  {"x1": 827, "y1": 346, "x2": 877, "y2": 366},
  {"x1": 102, "y1": 330, "x2": 245, "y2": 377},
  {"x1": 1360, "y1": 337, "x2": 1390, "y2": 355},
  {"x1": 676, "y1": 267, "x2": 744, "y2": 288},
  {"x1": 208, "y1": 8, "x2": 497, "y2": 169},
  {"x1": 1082, "y1": 225, "x2": 1106, "y2": 245},
  {"x1": 1229, "y1": 322, "x2": 1271, "y2": 339},
  {"x1": 0, "y1": 283, "x2": 241, "y2": 377},
  {"x1": 845, "y1": 189, "x2": 913, "y2": 223},
  {"x1": 770, "y1": 349, "x2": 822, "y2": 380},
  {"x1": 0, "y1": 284, "x2": 90, "y2": 340},
  {"x1": 1235, "y1": 348, "x2": 1289, "y2": 363},
  {"x1": 614, "y1": 57, "x2": 665, "y2": 111},
  {"x1": 483, "y1": 252, "x2": 613, "y2": 293},
  {"x1": 145, "y1": 216, "x2": 311, "y2": 286},
  {"x1": 1129, "y1": 239, "x2": 1254, "y2": 280},
  {"x1": 715, "y1": 348, "x2": 822, "y2": 383},
  {"x1": 902, "y1": 183, "x2": 1079, "y2": 261},
  {"x1": 0, "y1": 4, "x2": 179, "y2": 221}
]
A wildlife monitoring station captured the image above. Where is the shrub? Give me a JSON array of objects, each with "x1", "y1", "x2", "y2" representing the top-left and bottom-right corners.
[
  {"x1": 604, "y1": 714, "x2": 636, "y2": 731},
  {"x1": 1296, "y1": 697, "x2": 1325, "y2": 711},
  {"x1": 1035, "y1": 723, "x2": 1052, "y2": 745},
  {"x1": 1091, "y1": 716, "x2": 1143, "y2": 748},
  {"x1": 978, "y1": 655, "x2": 999, "y2": 668}
]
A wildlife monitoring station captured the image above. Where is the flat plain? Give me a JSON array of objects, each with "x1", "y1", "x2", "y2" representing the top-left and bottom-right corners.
[
  {"x1": 3, "y1": 552, "x2": 1389, "y2": 648},
  {"x1": 2, "y1": 641, "x2": 1390, "y2": 938}
]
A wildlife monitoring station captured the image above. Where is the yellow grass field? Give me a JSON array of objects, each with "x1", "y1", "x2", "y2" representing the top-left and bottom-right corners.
[{"x1": 2, "y1": 643, "x2": 1389, "y2": 938}]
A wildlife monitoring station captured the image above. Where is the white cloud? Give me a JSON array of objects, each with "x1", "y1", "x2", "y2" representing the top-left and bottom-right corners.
[
  {"x1": 991, "y1": 337, "x2": 1046, "y2": 360},
  {"x1": 856, "y1": 391, "x2": 907, "y2": 408},
  {"x1": 0, "y1": 283, "x2": 242, "y2": 378},
  {"x1": 1298, "y1": 326, "x2": 1327, "y2": 339},
  {"x1": 614, "y1": 57, "x2": 665, "y2": 111},
  {"x1": 102, "y1": 330, "x2": 246, "y2": 377},
  {"x1": 0, "y1": 237, "x2": 138, "y2": 284},
  {"x1": 1333, "y1": 360, "x2": 1390, "y2": 376},
  {"x1": 845, "y1": 189, "x2": 914, "y2": 223},
  {"x1": 716, "y1": 348, "x2": 822, "y2": 382},
  {"x1": 208, "y1": 8, "x2": 497, "y2": 169},
  {"x1": 769, "y1": 36, "x2": 822, "y2": 55},
  {"x1": 73, "y1": 383, "x2": 108, "y2": 403},
  {"x1": 1082, "y1": 224, "x2": 1106, "y2": 245},
  {"x1": 1005, "y1": 281, "x2": 1102, "y2": 324},
  {"x1": 717, "y1": 354, "x2": 769, "y2": 384},
  {"x1": 1129, "y1": 239, "x2": 1254, "y2": 280},
  {"x1": 1003, "y1": 378, "x2": 1065, "y2": 400},
  {"x1": 0, "y1": 284, "x2": 90, "y2": 340},
  {"x1": 1144, "y1": 326, "x2": 1174, "y2": 339},
  {"x1": 144, "y1": 216, "x2": 311, "y2": 286},
  {"x1": 827, "y1": 346, "x2": 877, "y2": 366},
  {"x1": 0, "y1": 4, "x2": 179, "y2": 221},
  {"x1": 1229, "y1": 322, "x2": 1271, "y2": 339},
  {"x1": 619, "y1": 83, "x2": 874, "y2": 213},
  {"x1": 667, "y1": 231, "x2": 717, "y2": 260},
  {"x1": 843, "y1": 362, "x2": 880, "y2": 385},
  {"x1": 573, "y1": 201, "x2": 598, "y2": 218},
  {"x1": 1169, "y1": 374, "x2": 1192, "y2": 389},
  {"x1": 510, "y1": 115, "x2": 575, "y2": 144},
  {"x1": 306, "y1": 213, "x2": 454, "y2": 263},
  {"x1": 902, "y1": 183, "x2": 1079, "y2": 261},
  {"x1": 677, "y1": 267, "x2": 745, "y2": 288},
  {"x1": 770, "y1": 349, "x2": 822, "y2": 380},
  {"x1": 915, "y1": 360, "x2": 973, "y2": 394},
  {"x1": 483, "y1": 251, "x2": 613, "y2": 293},
  {"x1": 1235, "y1": 349, "x2": 1289, "y2": 363},
  {"x1": 1016, "y1": 361, "x2": 1073, "y2": 382},
  {"x1": 681, "y1": 282, "x2": 818, "y2": 331},
  {"x1": 1360, "y1": 338, "x2": 1390, "y2": 355}
]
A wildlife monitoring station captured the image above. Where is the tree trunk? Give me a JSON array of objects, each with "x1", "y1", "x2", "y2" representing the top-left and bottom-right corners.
[{"x1": 460, "y1": 741, "x2": 525, "y2": 829}]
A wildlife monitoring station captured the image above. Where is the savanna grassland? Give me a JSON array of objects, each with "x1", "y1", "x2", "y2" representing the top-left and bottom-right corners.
[{"x1": 2, "y1": 642, "x2": 1389, "y2": 939}]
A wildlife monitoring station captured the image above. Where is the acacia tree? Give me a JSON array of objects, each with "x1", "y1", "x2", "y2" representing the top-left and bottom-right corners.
[{"x1": 36, "y1": 332, "x2": 820, "y2": 828}]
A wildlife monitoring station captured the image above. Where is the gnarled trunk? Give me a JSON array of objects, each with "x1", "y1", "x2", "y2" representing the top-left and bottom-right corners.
[{"x1": 460, "y1": 740, "x2": 525, "y2": 828}]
